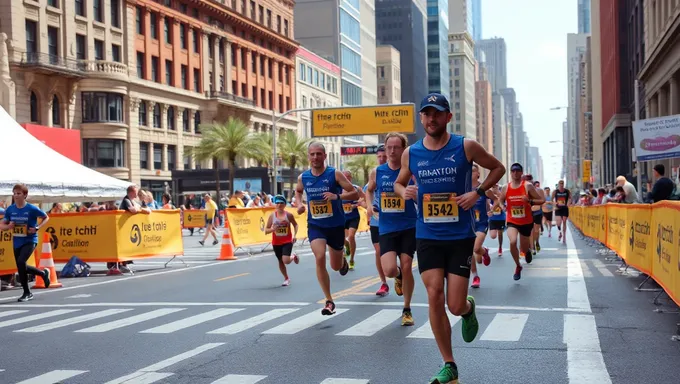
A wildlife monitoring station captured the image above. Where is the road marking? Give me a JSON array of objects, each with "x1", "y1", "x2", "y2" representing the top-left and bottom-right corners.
[
  {"x1": 320, "y1": 379, "x2": 370, "y2": 384},
  {"x1": 66, "y1": 294, "x2": 92, "y2": 298},
  {"x1": 262, "y1": 308, "x2": 350, "y2": 335},
  {"x1": 0, "y1": 310, "x2": 28, "y2": 318},
  {"x1": 0, "y1": 309, "x2": 80, "y2": 329},
  {"x1": 480, "y1": 313, "x2": 529, "y2": 341},
  {"x1": 590, "y1": 259, "x2": 614, "y2": 277},
  {"x1": 352, "y1": 276, "x2": 376, "y2": 284},
  {"x1": 15, "y1": 370, "x2": 88, "y2": 384},
  {"x1": 564, "y1": 314, "x2": 612, "y2": 384},
  {"x1": 0, "y1": 302, "x2": 311, "y2": 308},
  {"x1": 566, "y1": 233, "x2": 591, "y2": 313},
  {"x1": 336, "y1": 309, "x2": 402, "y2": 336},
  {"x1": 105, "y1": 372, "x2": 174, "y2": 383},
  {"x1": 208, "y1": 308, "x2": 299, "y2": 335},
  {"x1": 211, "y1": 374, "x2": 268, "y2": 384},
  {"x1": 76, "y1": 308, "x2": 187, "y2": 333},
  {"x1": 15, "y1": 309, "x2": 132, "y2": 333},
  {"x1": 214, "y1": 272, "x2": 251, "y2": 282},
  {"x1": 334, "y1": 301, "x2": 591, "y2": 313},
  {"x1": 140, "y1": 308, "x2": 243, "y2": 334},
  {"x1": 354, "y1": 251, "x2": 375, "y2": 256},
  {"x1": 133, "y1": 260, "x2": 213, "y2": 265},
  {"x1": 407, "y1": 312, "x2": 459, "y2": 339},
  {"x1": 580, "y1": 261, "x2": 594, "y2": 278}
]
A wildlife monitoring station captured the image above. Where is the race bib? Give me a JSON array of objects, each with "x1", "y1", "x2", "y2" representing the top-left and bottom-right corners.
[
  {"x1": 275, "y1": 225, "x2": 289, "y2": 237},
  {"x1": 474, "y1": 209, "x2": 480, "y2": 222},
  {"x1": 493, "y1": 206, "x2": 502, "y2": 215},
  {"x1": 310, "y1": 200, "x2": 332, "y2": 219},
  {"x1": 511, "y1": 206, "x2": 525, "y2": 218},
  {"x1": 381, "y1": 192, "x2": 405, "y2": 213},
  {"x1": 557, "y1": 198, "x2": 566, "y2": 206},
  {"x1": 343, "y1": 203, "x2": 353, "y2": 214},
  {"x1": 423, "y1": 193, "x2": 459, "y2": 223},
  {"x1": 13, "y1": 224, "x2": 28, "y2": 237}
]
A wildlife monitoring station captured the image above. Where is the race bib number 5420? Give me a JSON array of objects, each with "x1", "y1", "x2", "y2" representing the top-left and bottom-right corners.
[{"x1": 423, "y1": 193, "x2": 459, "y2": 223}]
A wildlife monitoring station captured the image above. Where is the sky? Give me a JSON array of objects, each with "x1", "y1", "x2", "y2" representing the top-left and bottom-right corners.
[{"x1": 481, "y1": 0, "x2": 577, "y2": 187}]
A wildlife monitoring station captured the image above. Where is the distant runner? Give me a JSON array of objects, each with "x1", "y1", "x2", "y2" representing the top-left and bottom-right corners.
[
  {"x1": 264, "y1": 195, "x2": 299, "y2": 286},
  {"x1": 362, "y1": 145, "x2": 389, "y2": 296},
  {"x1": 487, "y1": 183, "x2": 506, "y2": 257}
]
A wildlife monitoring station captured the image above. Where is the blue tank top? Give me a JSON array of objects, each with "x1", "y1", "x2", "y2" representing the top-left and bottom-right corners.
[
  {"x1": 489, "y1": 198, "x2": 506, "y2": 221},
  {"x1": 473, "y1": 192, "x2": 489, "y2": 225},
  {"x1": 408, "y1": 134, "x2": 475, "y2": 240},
  {"x1": 302, "y1": 166, "x2": 345, "y2": 228},
  {"x1": 376, "y1": 163, "x2": 417, "y2": 235},
  {"x1": 341, "y1": 184, "x2": 360, "y2": 220},
  {"x1": 544, "y1": 195, "x2": 553, "y2": 210},
  {"x1": 363, "y1": 184, "x2": 380, "y2": 227}
]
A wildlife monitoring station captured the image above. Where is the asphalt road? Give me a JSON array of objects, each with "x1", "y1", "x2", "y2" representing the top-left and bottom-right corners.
[{"x1": 0, "y1": 224, "x2": 679, "y2": 384}]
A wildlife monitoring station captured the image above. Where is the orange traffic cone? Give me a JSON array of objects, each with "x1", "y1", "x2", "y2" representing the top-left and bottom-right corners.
[
  {"x1": 34, "y1": 233, "x2": 63, "y2": 289},
  {"x1": 216, "y1": 217, "x2": 237, "y2": 261}
]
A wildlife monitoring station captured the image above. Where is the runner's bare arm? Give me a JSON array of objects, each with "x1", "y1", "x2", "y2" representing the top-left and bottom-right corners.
[
  {"x1": 287, "y1": 212, "x2": 299, "y2": 238},
  {"x1": 393, "y1": 147, "x2": 412, "y2": 199},
  {"x1": 499, "y1": 185, "x2": 508, "y2": 207},
  {"x1": 294, "y1": 175, "x2": 306, "y2": 213},
  {"x1": 463, "y1": 139, "x2": 506, "y2": 191},
  {"x1": 365, "y1": 168, "x2": 378, "y2": 216},
  {"x1": 526, "y1": 184, "x2": 546, "y2": 205},
  {"x1": 335, "y1": 170, "x2": 360, "y2": 200},
  {"x1": 263, "y1": 214, "x2": 275, "y2": 234}
]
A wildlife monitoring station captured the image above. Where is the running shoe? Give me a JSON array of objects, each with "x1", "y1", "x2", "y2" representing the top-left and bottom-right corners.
[
  {"x1": 42, "y1": 268, "x2": 51, "y2": 288},
  {"x1": 429, "y1": 363, "x2": 458, "y2": 384},
  {"x1": 344, "y1": 240, "x2": 351, "y2": 257},
  {"x1": 376, "y1": 283, "x2": 389, "y2": 296},
  {"x1": 513, "y1": 265, "x2": 523, "y2": 280},
  {"x1": 339, "y1": 257, "x2": 349, "y2": 276},
  {"x1": 471, "y1": 275, "x2": 480, "y2": 288},
  {"x1": 525, "y1": 250, "x2": 533, "y2": 264},
  {"x1": 482, "y1": 247, "x2": 490, "y2": 266},
  {"x1": 17, "y1": 293, "x2": 34, "y2": 302},
  {"x1": 349, "y1": 260, "x2": 355, "y2": 270},
  {"x1": 401, "y1": 309, "x2": 414, "y2": 326},
  {"x1": 321, "y1": 300, "x2": 336, "y2": 315},
  {"x1": 282, "y1": 279, "x2": 290, "y2": 286},
  {"x1": 292, "y1": 253, "x2": 299, "y2": 264},
  {"x1": 394, "y1": 267, "x2": 403, "y2": 296},
  {"x1": 536, "y1": 243, "x2": 541, "y2": 252},
  {"x1": 461, "y1": 295, "x2": 479, "y2": 343},
  {"x1": 498, "y1": 247, "x2": 503, "y2": 257}
]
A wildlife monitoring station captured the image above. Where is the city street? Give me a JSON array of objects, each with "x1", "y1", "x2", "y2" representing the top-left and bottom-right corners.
[{"x1": 0, "y1": 224, "x2": 679, "y2": 384}]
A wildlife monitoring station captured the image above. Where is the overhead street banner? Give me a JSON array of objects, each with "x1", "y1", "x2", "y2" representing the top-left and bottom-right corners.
[
  {"x1": 631, "y1": 114, "x2": 680, "y2": 161},
  {"x1": 311, "y1": 104, "x2": 415, "y2": 137}
]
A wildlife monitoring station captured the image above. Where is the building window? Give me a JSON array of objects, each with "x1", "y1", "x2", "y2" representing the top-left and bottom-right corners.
[
  {"x1": 151, "y1": 56, "x2": 159, "y2": 82},
  {"x1": 283, "y1": 19, "x2": 288, "y2": 37},
  {"x1": 136, "y1": 52, "x2": 144, "y2": 78},
  {"x1": 266, "y1": 9, "x2": 272, "y2": 28},
  {"x1": 193, "y1": 68, "x2": 200, "y2": 91},
  {"x1": 180, "y1": 24, "x2": 187, "y2": 49},
  {"x1": 277, "y1": 15, "x2": 281, "y2": 32},
  {"x1": 29, "y1": 91, "x2": 39, "y2": 123},
  {"x1": 183, "y1": 150, "x2": 191, "y2": 169},
  {"x1": 341, "y1": 45, "x2": 361, "y2": 77},
  {"x1": 84, "y1": 139, "x2": 125, "y2": 168},
  {"x1": 164, "y1": 18, "x2": 172, "y2": 44},
  {"x1": 378, "y1": 66, "x2": 385, "y2": 78},
  {"x1": 167, "y1": 106, "x2": 175, "y2": 130},
  {"x1": 112, "y1": 44, "x2": 121, "y2": 62},
  {"x1": 153, "y1": 144, "x2": 162, "y2": 169},
  {"x1": 93, "y1": 0, "x2": 103, "y2": 22},
  {"x1": 76, "y1": 35, "x2": 86, "y2": 59},
  {"x1": 150, "y1": 12, "x2": 158, "y2": 39},
  {"x1": 139, "y1": 101, "x2": 147, "y2": 125},
  {"x1": 165, "y1": 60, "x2": 173, "y2": 85},
  {"x1": 153, "y1": 104, "x2": 161, "y2": 128},
  {"x1": 181, "y1": 65, "x2": 187, "y2": 89},
  {"x1": 167, "y1": 145, "x2": 176, "y2": 170},
  {"x1": 111, "y1": 0, "x2": 120, "y2": 28},
  {"x1": 182, "y1": 109, "x2": 189, "y2": 131},
  {"x1": 258, "y1": 5, "x2": 264, "y2": 23},
  {"x1": 192, "y1": 29, "x2": 199, "y2": 53},
  {"x1": 299, "y1": 63, "x2": 305, "y2": 81},
  {"x1": 52, "y1": 95, "x2": 61, "y2": 126},
  {"x1": 250, "y1": 0, "x2": 255, "y2": 18},
  {"x1": 94, "y1": 39, "x2": 104, "y2": 60},
  {"x1": 340, "y1": 9, "x2": 360, "y2": 43},
  {"x1": 302, "y1": 95, "x2": 307, "y2": 107},
  {"x1": 25, "y1": 20, "x2": 37, "y2": 54},
  {"x1": 81, "y1": 92, "x2": 124, "y2": 123},
  {"x1": 136, "y1": 6, "x2": 143, "y2": 34},
  {"x1": 75, "y1": 0, "x2": 85, "y2": 16},
  {"x1": 194, "y1": 111, "x2": 201, "y2": 133},
  {"x1": 140, "y1": 142, "x2": 149, "y2": 169},
  {"x1": 47, "y1": 27, "x2": 59, "y2": 60},
  {"x1": 268, "y1": 60, "x2": 273, "y2": 78}
]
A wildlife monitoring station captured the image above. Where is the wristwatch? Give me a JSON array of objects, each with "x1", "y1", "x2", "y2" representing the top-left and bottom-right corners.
[{"x1": 475, "y1": 186, "x2": 485, "y2": 197}]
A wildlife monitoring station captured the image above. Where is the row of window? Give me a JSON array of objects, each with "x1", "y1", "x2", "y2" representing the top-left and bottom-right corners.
[
  {"x1": 71, "y1": 0, "x2": 121, "y2": 28},
  {"x1": 25, "y1": 20, "x2": 122, "y2": 63},
  {"x1": 298, "y1": 63, "x2": 339, "y2": 94},
  {"x1": 138, "y1": 101, "x2": 201, "y2": 133},
  {"x1": 83, "y1": 139, "x2": 194, "y2": 171}
]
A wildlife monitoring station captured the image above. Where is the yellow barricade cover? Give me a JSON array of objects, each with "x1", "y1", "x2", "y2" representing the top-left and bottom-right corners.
[
  {"x1": 183, "y1": 210, "x2": 207, "y2": 228},
  {"x1": 115, "y1": 210, "x2": 184, "y2": 260},
  {"x1": 651, "y1": 202, "x2": 680, "y2": 305}
]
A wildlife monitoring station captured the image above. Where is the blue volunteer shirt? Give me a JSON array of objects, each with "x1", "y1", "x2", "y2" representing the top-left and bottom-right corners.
[{"x1": 3, "y1": 203, "x2": 47, "y2": 248}]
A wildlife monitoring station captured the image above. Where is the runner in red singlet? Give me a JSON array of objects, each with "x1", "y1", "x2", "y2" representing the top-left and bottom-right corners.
[
  {"x1": 264, "y1": 195, "x2": 299, "y2": 286},
  {"x1": 497, "y1": 163, "x2": 545, "y2": 281}
]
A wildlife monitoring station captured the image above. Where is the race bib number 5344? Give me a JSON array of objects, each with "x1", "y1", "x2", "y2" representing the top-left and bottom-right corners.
[{"x1": 423, "y1": 193, "x2": 459, "y2": 223}]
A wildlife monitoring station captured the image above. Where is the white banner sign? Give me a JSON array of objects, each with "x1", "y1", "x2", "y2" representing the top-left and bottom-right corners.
[{"x1": 631, "y1": 115, "x2": 680, "y2": 161}]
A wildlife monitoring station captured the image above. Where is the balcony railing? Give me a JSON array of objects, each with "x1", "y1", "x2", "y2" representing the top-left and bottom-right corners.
[
  {"x1": 80, "y1": 60, "x2": 128, "y2": 77},
  {"x1": 207, "y1": 90, "x2": 256, "y2": 107},
  {"x1": 14, "y1": 52, "x2": 85, "y2": 77}
]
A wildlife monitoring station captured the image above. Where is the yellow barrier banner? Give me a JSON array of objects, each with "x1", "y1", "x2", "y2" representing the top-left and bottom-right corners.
[
  {"x1": 585, "y1": 207, "x2": 601, "y2": 240},
  {"x1": 35, "y1": 212, "x2": 118, "y2": 263},
  {"x1": 606, "y1": 204, "x2": 628, "y2": 260},
  {"x1": 226, "y1": 208, "x2": 309, "y2": 248},
  {"x1": 571, "y1": 207, "x2": 583, "y2": 232},
  {"x1": 0, "y1": 216, "x2": 37, "y2": 275},
  {"x1": 183, "y1": 210, "x2": 207, "y2": 228},
  {"x1": 624, "y1": 205, "x2": 653, "y2": 275},
  {"x1": 115, "y1": 210, "x2": 184, "y2": 260},
  {"x1": 651, "y1": 202, "x2": 680, "y2": 305},
  {"x1": 597, "y1": 205, "x2": 607, "y2": 244}
]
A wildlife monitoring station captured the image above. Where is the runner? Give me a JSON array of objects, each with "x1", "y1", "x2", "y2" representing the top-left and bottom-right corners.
[
  {"x1": 295, "y1": 142, "x2": 357, "y2": 315},
  {"x1": 487, "y1": 183, "x2": 506, "y2": 257},
  {"x1": 393, "y1": 93, "x2": 506, "y2": 384},
  {"x1": 366, "y1": 132, "x2": 417, "y2": 325},
  {"x1": 198, "y1": 194, "x2": 219, "y2": 246},
  {"x1": 498, "y1": 163, "x2": 545, "y2": 280},
  {"x1": 542, "y1": 186, "x2": 554, "y2": 237},
  {"x1": 361, "y1": 145, "x2": 389, "y2": 296},
  {"x1": 264, "y1": 195, "x2": 300, "y2": 286},
  {"x1": 341, "y1": 170, "x2": 364, "y2": 270},
  {"x1": 552, "y1": 180, "x2": 572, "y2": 244},
  {"x1": 469, "y1": 164, "x2": 497, "y2": 289},
  {"x1": 0, "y1": 184, "x2": 51, "y2": 302},
  {"x1": 530, "y1": 179, "x2": 545, "y2": 253}
]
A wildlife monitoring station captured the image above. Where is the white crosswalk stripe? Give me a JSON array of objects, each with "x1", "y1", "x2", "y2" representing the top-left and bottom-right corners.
[
  {"x1": 15, "y1": 308, "x2": 132, "y2": 333},
  {"x1": 0, "y1": 310, "x2": 28, "y2": 319},
  {"x1": 336, "y1": 309, "x2": 403, "y2": 336},
  {"x1": 76, "y1": 308, "x2": 187, "y2": 333},
  {"x1": 140, "y1": 308, "x2": 244, "y2": 334},
  {"x1": 262, "y1": 308, "x2": 350, "y2": 335},
  {"x1": 208, "y1": 308, "x2": 300, "y2": 335},
  {"x1": 211, "y1": 374, "x2": 268, "y2": 384},
  {"x1": 0, "y1": 309, "x2": 80, "y2": 329},
  {"x1": 15, "y1": 370, "x2": 88, "y2": 384},
  {"x1": 320, "y1": 379, "x2": 370, "y2": 384},
  {"x1": 480, "y1": 313, "x2": 529, "y2": 341},
  {"x1": 407, "y1": 312, "x2": 460, "y2": 339}
]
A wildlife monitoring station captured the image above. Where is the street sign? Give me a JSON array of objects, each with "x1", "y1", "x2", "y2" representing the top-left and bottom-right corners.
[
  {"x1": 311, "y1": 103, "x2": 415, "y2": 137},
  {"x1": 341, "y1": 146, "x2": 381, "y2": 156}
]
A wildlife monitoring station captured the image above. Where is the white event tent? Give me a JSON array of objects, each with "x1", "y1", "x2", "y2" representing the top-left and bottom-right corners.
[{"x1": 0, "y1": 106, "x2": 132, "y2": 203}]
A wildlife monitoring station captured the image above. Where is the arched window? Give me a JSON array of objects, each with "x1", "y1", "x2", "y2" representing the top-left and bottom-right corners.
[
  {"x1": 30, "y1": 91, "x2": 39, "y2": 123},
  {"x1": 52, "y1": 95, "x2": 61, "y2": 126}
]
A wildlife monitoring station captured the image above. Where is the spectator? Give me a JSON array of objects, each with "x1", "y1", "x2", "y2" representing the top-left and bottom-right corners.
[
  {"x1": 647, "y1": 164, "x2": 675, "y2": 203},
  {"x1": 615, "y1": 176, "x2": 639, "y2": 203},
  {"x1": 593, "y1": 188, "x2": 607, "y2": 205},
  {"x1": 228, "y1": 191, "x2": 245, "y2": 208}
]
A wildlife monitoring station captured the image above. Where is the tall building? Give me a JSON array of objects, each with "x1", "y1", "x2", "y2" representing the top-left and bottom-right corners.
[
  {"x1": 492, "y1": 91, "x2": 508, "y2": 182},
  {"x1": 590, "y1": 0, "x2": 603, "y2": 186},
  {"x1": 579, "y1": 36, "x2": 593, "y2": 187},
  {"x1": 448, "y1": 32, "x2": 476, "y2": 139},
  {"x1": 447, "y1": 0, "x2": 473, "y2": 37},
  {"x1": 427, "y1": 0, "x2": 450, "y2": 100},
  {"x1": 361, "y1": 0, "x2": 378, "y2": 107},
  {"x1": 475, "y1": 65, "x2": 493, "y2": 152},
  {"x1": 515, "y1": 110, "x2": 526, "y2": 166},
  {"x1": 527, "y1": 146, "x2": 540, "y2": 179},
  {"x1": 499, "y1": 88, "x2": 516, "y2": 163},
  {"x1": 566, "y1": 33, "x2": 588, "y2": 188},
  {"x1": 471, "y1": 0, "x2": 482, "y2": 40},
  {"x1": 2, "y1": 0, "x2": 299, "y2": 199},
  {"x1": 375, "y1": 0, "x2": 428, "y2": 141},
  {"x1": 475, "y1": 38, "x2": 507, "y2": 91},
  {"x1": 376, "y1": 45, "x2": 402, "y2": 104},
  {"x1": 578, "y1": 0, "x2": 591, "y2": 33},
  {"x1": 296, "y1": 47, "x2": 343, "y2": 169}
]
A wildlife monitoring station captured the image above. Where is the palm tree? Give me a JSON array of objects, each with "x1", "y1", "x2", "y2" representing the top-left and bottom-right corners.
[
  {"x1": 277, "y1": 130, "x2": 312, "y2": 197},
  {"x1": 191, "y1": 117, "x2": 270, "y2": 197},
  {"x1": 344, "y1": 155, "x2": 377, "y2": 186}
]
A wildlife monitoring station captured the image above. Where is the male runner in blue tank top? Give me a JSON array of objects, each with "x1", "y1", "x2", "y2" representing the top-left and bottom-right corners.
[
  {"x1": 366, "y1": 132, "x2": 417, "y2": 326},
  {"x1": 393, "y1": 93, "x2": 506, "y2": 384},
  {"x1": 295, "y1": 142, "x2": 358, "y2": 315},
  {"x1": 341, "y1": 170, "x2": 364, "y2": 270},
  {"x1": 487, "y1": 183, "x2": 507, "y2": 256},
  {"x1": 361, "y1": 145, "x2": 389, "y2": 296}
]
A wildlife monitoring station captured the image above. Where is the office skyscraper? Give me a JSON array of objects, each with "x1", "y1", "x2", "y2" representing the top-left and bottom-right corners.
[
  {"x1": 471, "y1": 0, "x2": 482, "y2": 40},
  {"x1": 427, "y1": 0, "x2": 450, "y2": 100},
  {"x1": 578, "y1": 0, "x2": 591, "y2": 33}
]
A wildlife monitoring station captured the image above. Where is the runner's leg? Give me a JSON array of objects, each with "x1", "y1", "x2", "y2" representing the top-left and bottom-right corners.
[
  {"x1": 347, "y1": 226, "x2": 358, "y2": 266},
  {"x1": 507, "y1": 227, "x2": 523, "y2": 280},
  {"x1": 400, "y1": 253, "x2": 414, "y2": 312}
]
